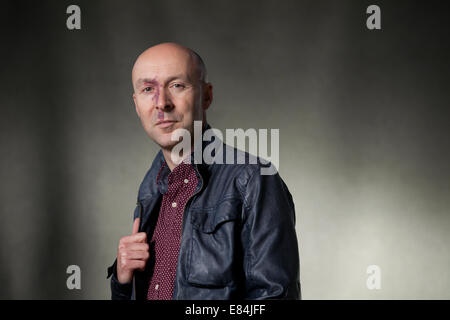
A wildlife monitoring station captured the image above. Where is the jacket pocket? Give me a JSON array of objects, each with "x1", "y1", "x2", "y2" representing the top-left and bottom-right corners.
[{"x1": 187, "y1": 198, "x2": 243, "y2": 287}]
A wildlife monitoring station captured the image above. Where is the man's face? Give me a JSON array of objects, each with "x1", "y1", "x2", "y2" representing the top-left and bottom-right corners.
[{"x1": 132, "y1": 47, "x2": 209, "y2": 150}]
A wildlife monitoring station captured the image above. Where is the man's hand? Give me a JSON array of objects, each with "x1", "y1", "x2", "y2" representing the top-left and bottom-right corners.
[{"x1": 116, "y1": 218, "x2": 149, "y2": 284}]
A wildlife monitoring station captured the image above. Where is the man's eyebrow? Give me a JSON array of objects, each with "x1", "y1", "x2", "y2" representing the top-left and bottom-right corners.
[
  {"x1": 135, "y1": 78, "x2": 157, "y2": 87},
  {"x1": 135, "y1": 75, "x2": 189, "y2": 87}
]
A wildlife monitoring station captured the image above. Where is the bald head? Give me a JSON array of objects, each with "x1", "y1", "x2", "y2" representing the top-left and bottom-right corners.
[
  {"x1": 131, "y1": 42, "x2": 214, "y2": 155},
  {"x1": 132, "y1": 42, "x2": 207, "y2": 88}
]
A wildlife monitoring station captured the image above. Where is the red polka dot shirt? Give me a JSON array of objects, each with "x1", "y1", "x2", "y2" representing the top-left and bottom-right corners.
[{"x1": 146, "y1": 160, "x2": 198, "y2": 300}]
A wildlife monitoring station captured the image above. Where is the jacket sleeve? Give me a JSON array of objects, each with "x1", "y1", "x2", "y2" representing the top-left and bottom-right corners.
[
  {"x1": 241, "y1": 167, "x2": 301, "y2": 299},
  {"x1": 107, "y1": 258, "x2": 133, "y2": 300}
]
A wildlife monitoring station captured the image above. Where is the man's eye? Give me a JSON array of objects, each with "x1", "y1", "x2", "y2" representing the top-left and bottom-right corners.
[
  {"x1": 143, "y1": 87, "x2": 153, "y2": 92},
  {"x1": 172, "y1": 83, "x2": 185, "y2": 89}
]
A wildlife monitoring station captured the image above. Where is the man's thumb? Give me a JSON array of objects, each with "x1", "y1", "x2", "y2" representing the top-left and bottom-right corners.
[{"x1": 132, "y1": 217, "x2": 140, "y2": 235}]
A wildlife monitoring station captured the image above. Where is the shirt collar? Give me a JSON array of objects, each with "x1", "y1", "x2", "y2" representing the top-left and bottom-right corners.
[{"x1": 155, "y1": 122, "x2": 211, "y2": 194}]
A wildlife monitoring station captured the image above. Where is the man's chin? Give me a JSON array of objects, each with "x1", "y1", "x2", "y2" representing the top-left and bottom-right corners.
[
  {"x1": 152, "y1": 134, "x2": 180, "y2": 150},
  {"x1": 148, "y1": 124, "x2": 190, "y2": 149},
  {"x1": 156, "y1": 141, "x2": 178, "y2": 150}
]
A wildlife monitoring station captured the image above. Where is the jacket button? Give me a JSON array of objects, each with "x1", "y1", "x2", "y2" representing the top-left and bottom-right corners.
[
  {"x1": 171, "y1": 202, "x2": 177, "y2": 208},
  {"x1": 155, "y1": 284, "x2": 159, "y2": 290}
]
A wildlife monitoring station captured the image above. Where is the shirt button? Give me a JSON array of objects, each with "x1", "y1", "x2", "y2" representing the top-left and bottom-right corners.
[
  {"x1": 155, "y1": 284, "x2": 159, "y2": 290},
  {"x1": 172, "y1": 202, "x2": 177, "y2": 208},
  {"x1": 184, "y1": 179, "x2": 189, "y2": 184}
]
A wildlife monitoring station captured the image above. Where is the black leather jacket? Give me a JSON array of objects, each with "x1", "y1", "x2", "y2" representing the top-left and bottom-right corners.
[{"x1": 107, "y1": 124, "x2": 301, "y2": 299}]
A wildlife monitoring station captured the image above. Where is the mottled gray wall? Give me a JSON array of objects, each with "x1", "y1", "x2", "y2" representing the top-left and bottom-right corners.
[{"x1": 1, "y1": 0, "x2": 449, "y2": 299}]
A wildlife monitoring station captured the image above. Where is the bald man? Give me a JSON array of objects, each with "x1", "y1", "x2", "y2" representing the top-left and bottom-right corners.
[{"x1": 107, "y1": 43, "x2": 301, "y2": 300}]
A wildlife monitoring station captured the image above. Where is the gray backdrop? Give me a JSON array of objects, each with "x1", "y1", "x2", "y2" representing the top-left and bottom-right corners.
[{"x1": 1, "y1": 0, "x2": 449, "y2": 299}]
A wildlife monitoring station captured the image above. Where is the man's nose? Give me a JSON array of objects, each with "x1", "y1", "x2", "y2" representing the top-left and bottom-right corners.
[{"x1": 155, "y1": 88, "x2": 173, "y2": 111}]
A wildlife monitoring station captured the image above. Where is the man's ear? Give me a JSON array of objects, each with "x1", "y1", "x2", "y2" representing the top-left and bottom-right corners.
[
  {"x1": 133, "y1": 93, "x2": 141, "y2": 117},
  {"x1": 202, "y1": 83, "x2": 213, "y2": 111}
]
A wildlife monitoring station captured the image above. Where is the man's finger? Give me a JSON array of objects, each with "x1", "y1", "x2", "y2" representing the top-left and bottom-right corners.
[
  {"x1": 132, "y1": 217, "x2": 140, "y2": 235},
  {"x1": 125, "y1": 242, "x2": 149, "y2": 252},
  {"x1": 122, "y1": 260, "x2": 146, "y2": 272},
  {"x1": 120, "y1": 232, "x2": 147, "y2": 244},
  {"x1": 121, "y1": 250, "x2": 149, "y2": 261}
]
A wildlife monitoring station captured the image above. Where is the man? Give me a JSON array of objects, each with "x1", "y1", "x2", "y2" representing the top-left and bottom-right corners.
[{"x1": 107, "y1": 42, "x2": 301, "y2": 300}]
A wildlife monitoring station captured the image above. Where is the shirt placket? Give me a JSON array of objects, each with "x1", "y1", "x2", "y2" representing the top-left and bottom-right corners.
[{"x1": 147, "y1": 163, "x2": 197, "y2": 300}]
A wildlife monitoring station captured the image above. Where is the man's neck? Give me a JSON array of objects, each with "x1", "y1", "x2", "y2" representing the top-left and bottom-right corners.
[
  {"x1": 161, "y1": 148, "x2": 183, "y2": 171},
  {"x1": 162, "y1": 121, "x2": 207, "y2": 171},
  {"x1": 162, "y1": 139, "x2": 198, "y2": 171}
]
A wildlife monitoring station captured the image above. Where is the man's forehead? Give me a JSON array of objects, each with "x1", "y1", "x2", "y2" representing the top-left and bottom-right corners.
[
  {"x1": 135, "y1": 60, "x2": 189, "y2": 71},
  {"x1": 133, "y1": 60, "x2": 191, "y2": 80},
  {"x1": 134, "y1": 73, "x2": 188, "y2": 85}
]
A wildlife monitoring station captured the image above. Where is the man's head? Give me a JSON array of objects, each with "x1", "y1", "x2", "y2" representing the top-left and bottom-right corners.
[{"x1": 132, "y1": 42, "x2": 213, "y2": 151}]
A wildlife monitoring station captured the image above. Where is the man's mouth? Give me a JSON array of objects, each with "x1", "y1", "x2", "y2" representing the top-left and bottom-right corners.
[{"x1": 155, "y1": 120, "x2": 177, "y2": 128}]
